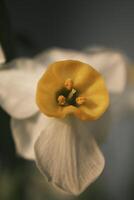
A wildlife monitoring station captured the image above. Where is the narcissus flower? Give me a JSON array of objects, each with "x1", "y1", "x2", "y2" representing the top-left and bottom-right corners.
[
  {"x1": 35, "y1": 60, "x2": 109, "y2": 194},
  {"x1": 0, "y1": 47, "x2": 127, "y2": 196}
]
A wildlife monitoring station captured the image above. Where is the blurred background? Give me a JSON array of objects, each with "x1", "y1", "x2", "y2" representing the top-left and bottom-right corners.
[{"x1": 0, "y1": 0, "x2": 134, "y2": 200}]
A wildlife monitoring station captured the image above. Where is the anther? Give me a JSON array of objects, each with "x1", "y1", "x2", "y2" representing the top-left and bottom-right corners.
[
  {"x1": 57, "y1": 95, "x2": 66, "y2": 105},
  {"x1": 76, "y1": 96, "x2": 86, "y2": 105},
  {"x1": 56, "y1": 78, "x2": 86, "y2": 107}
]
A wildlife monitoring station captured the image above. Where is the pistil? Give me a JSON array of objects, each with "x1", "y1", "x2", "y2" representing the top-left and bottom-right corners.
[{"x1": 56, "y1": 78, "x2": 86, "y2": 107}]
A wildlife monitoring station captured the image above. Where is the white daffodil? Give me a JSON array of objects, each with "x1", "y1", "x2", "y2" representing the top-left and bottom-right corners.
[{"x1": 0, "y1": 47, "x2": 127, "y2": 195}]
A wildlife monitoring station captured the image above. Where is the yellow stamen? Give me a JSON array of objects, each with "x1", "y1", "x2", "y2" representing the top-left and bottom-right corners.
[
  {"x1": 64, "y1": 78, "x2": 73, "y2": 90},
  {"x1": 76, "y1": 96, "x2": 86, "y2": 105},
  {"x1": 57, "y1": 95, "x2": 66, "y2": 105}
]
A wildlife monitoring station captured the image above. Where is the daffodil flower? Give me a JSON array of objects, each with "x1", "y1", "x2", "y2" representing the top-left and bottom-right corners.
[
  {"x1": 35, "y1": 59, "x2": 109, "y2": 195},
  {"x1": 0, "y1": 47, "x2": 127, "y2": 195}
]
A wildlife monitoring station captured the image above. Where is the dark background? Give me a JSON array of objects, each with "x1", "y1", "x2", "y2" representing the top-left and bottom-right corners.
[
  {"x1": 0, "y1": 0, "x2": 134, "y2": 200},
  {"x1": 1, "y1": 0, "x2": 134, "y2": 60}
]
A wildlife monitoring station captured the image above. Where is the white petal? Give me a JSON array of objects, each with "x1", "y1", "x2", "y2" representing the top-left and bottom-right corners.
[
  {"x1": 89, "y1": 85, "x2": 131, "y2": 145},
  {"x1": 109, "y1": 86, "x2": 134, "y2": 121},
  {"x1": 0, "y1": 46, "x2": 5, "y2": 64},
  {"x1": 34, "y1": 118, "x2": 105, "y2": 195},
  {"x1": 11, "y1": 113, "x2": 48, "y2": 160},
  {"x1": 102, "y1": 85, "x2": 134, "y2": 199},
  {"x1": 0, "y1": 58, "x2": 45, "y2": 119},
  {"x1": 35, "y1": 47, "x2": 127, "y2": 93},
  {"x1": 35, "y1": 47, "x2": 94, "y2": 65},
  {"x1": 86, "y1": 47, "x2": 127, "y2": 93}
]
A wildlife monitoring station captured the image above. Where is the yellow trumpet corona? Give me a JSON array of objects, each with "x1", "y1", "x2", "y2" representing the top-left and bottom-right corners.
[{"x1": 36, "y1": 60, "x2": 109, "y2": 121}]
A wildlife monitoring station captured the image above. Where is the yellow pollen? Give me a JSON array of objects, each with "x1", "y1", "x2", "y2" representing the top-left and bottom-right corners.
[
  {"x1": 57, "y1": 95, "x2": 66, "y2": 105},
  {"x1": 57, "y1": 78, "x2": 86, "y2": 107},
  {"x1": 64, "y1": 78, "x2": 73, "y2": 90},
  {"x1": 76, "y1": 96, "x2": 86, "y2": 105}
]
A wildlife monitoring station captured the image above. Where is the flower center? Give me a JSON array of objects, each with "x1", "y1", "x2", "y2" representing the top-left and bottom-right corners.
[{"x1": 56, "y1": 78, "x2": 86, "y2": 107}]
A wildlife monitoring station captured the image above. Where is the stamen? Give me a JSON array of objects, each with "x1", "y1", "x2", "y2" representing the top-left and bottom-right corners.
[
  {"x1": 76, "y1": 97, "x2": 86, "y2": 105},
  {"x1": 57, "y1": 95, "x2": 66, "y2": 105},
  {"x1": 56, "y1": 78, "x2": 86, "y2": 107}
]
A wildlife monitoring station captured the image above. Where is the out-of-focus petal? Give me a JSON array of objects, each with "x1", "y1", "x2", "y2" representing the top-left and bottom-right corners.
[
  {"x1": 34, "y1": 117, "x2": 105, "y2": 195},
  {"x1": 110, "y1": 86, "x2": 134, "y2": 120},
  {"x1": 35, "y1": 47, "x2": 127, "y2": 93},
  {"x1": 102, "y1": 85, "x2": 134, "y2": 200},
  {"x1": 0, "y1": 58, "x2": 45, "y2": 119},
  {"x1": 35, "y1": 47, "x2": 94, "y2": 66},
  {"x1": 85, "y1": 47, "x2": 127, "y2": 93},
  {"x1": 11, "y1": 113, "x2": 48, "y2": 160},
  {"x1": 0, "y1": 46, "x2": 5, "y2": 64}
]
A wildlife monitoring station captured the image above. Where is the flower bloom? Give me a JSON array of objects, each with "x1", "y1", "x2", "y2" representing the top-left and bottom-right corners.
[
  {"x1": 0, "y1": 47, "x2": 127, "y2": 195},
  {"x1": 35, "y1": 60, "x2": 109, "y2": 194},
  {"x1": 36, "y1": 60, "x2": 109, "y2": 120}
]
